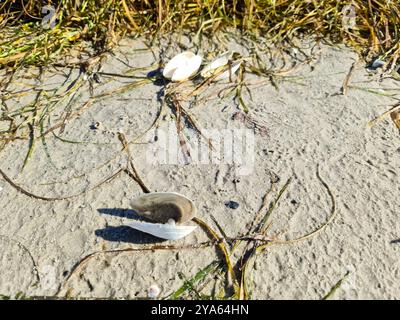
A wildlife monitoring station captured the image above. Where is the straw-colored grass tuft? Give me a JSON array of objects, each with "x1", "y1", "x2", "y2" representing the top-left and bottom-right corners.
[{"x1": 1, "y1": 1, "x2": 400, "y2": 67}]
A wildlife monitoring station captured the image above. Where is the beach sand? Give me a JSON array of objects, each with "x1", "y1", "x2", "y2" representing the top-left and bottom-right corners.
[{"x1": 0, "y1": 37, "x2": 399, "y2": 299}]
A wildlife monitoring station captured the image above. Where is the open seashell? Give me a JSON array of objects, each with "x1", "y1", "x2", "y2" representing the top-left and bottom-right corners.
[
  {"x1": 163, "y1": 51, "x2": 202, "y2": 82},
  {"x1": 124, "y1": 220, "x2": 197, "y2": 241},
  {"x1": 125, "y1": 192, "x2": 197, "y2": 240},
  {"x1": 200, "y1": 51, "x2": 233, "y2": 78},
  {"x1": 130, "y1": 192, "x2": 196, "y2": 224}
]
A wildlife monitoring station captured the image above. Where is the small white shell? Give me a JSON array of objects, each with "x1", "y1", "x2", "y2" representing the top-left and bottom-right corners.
[
  {"x1": 163, "y1": 51, "x2": 202, "y2": 82},
  {"x1": 148, "y1": 285, "x2": 161, "y2": 298},
  {"x1": 124, "y1": 220, "x2": 197, "y2": 240},
  {"x1": 200, "y1": 51, "x2": 233, "y2": 78}
]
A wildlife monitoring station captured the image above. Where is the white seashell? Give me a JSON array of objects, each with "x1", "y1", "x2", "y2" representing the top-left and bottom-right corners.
[
  {"x1": 148, "y1": 284, "x2": 161, "y2": 298},
  {"x1": 130, "y1": 192, "x2": 196, "y2": 224},
  {"x1": 200, "y1": 51, "x2": 233, "y2": 78},
  {"x1": 163, "y1": 51, "x2": 202, "y2": 82},
  {"x1": 124, "y1": 220, "x2": 197, "y2": 240},
  {"x1": 214, "y1": 61, "x2": 242, "y2": 81},
  {"x1": 127, "y1": 192, "x2": 197, "y2": 240}
]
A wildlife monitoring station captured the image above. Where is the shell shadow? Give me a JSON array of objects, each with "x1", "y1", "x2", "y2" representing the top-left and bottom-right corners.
[
  {"x1": 97, "y1": 207, "x2": 140, "y2": 219},
  {"x1": 96, "y1": 208, "x2": 166, "y2": 244},
  {"x1": 147, "y1": 68, "x2": 165, "y2": 87},
  {"x1": 95, "y1": 226, "x2": 166, "y2": 244},
  {"x1": 146, "y1": 68, "x2": 170, "y2": 104}
]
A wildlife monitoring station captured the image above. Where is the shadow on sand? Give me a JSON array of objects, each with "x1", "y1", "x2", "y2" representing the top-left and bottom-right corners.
[{"x1": 95, "y1": 208, "x2": 166, "y2": 244}]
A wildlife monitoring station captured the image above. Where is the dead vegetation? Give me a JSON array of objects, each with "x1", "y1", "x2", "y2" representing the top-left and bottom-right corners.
[{"x1": 1, "y1": 1, "x2": 400, "y2": 68}]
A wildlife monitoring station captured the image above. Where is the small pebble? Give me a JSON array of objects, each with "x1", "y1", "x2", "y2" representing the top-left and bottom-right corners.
[
  {"x1": 370, "y1": 59, "x2": 385, "y2": 69},
  {"x1": 225, "y1": 200, "x2": 239, "y2": 209},
  {"x1": 90, "y1": 121, "x2": 101, "y2": 130},
  {"x1": 367, "y1": 59, "x2": 385, "y2": 73}
]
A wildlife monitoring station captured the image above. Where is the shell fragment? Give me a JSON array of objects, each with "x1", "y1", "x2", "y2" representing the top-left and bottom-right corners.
[
  {"x1": 124, "y1": 220, "x2": 197, "y2": 240},
  {"x1": 214, "y1": 61, "x2": 242, "y2": 81},
  {"x1": 200, "y1": 51, "x2": 241, "y2": 81},
  {"x1": 200, "y1": 51, "x2": 233, "y2": 78}
]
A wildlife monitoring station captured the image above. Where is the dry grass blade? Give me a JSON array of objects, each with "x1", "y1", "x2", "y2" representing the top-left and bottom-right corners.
[
  {"x1": 21, "y1": 122, "x2": 36, "y2": 171},
  {"x1": 367, "y1": 102, "x2": 400, "y2": 128},
  {"x1": 0, "y1": 167, "x2": 123, "y2": 201},
  {"x1": 193, "y1": 217, "x2": 240, "y2": 297},
  {"x1": 57, "y1": 241, "x2": 222, "y2": 297},
  {"x1": 322, "y1": 271, "x2": 351, "y2": 300},
  {"x1": 121, "y1": 0, "x2": 140, "y2": 30},
  {"x1": 340, "y1": 60, "x2": 358, "y2": 95},
  {"x1": 257, "y1": 178, "x2": 292, "y2": 235},
  {"x1": 117, "y1": 132, "x2": 151, "y2": 193},
  {"x1": 236, "y1": 179, "x2": 291, "y2": 300},
  {"x1": 0, "y1": 235, "x2": 40, "y2": 287},
  {"x1": 258, "y1": 165, "x2": 337, "y2": 251}
]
